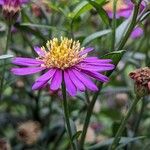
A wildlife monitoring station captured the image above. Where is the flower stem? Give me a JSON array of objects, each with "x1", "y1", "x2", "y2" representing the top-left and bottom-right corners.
[
  {"x1": 79, "y1": 83, "x2": 102, "y2": 149},
  {"x1": 117, "y1": 0, "x2": 142, "y2": 50},
  {"x1": 111, "y1": 0, "x2": 117, "y2": 51},
  {"x1": 108, "y1": 96, "x2": 141, "y2": 150},
  {"x1": 0, "y1": 24, "x2": 12, "y2": 101},
  {"x1": 133, "y1": 99, "x2": 145, "y2": 136},
  {"x1": 61, "y1": 72, "x2": 77, "y2": 150},
  {"x1": 4, "y1": 24, "x2": 12, "y2": 54}
]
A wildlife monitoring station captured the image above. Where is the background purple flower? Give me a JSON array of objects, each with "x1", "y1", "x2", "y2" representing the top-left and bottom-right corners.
[
  {"x1": 103, "y1": 0, "x2": 133, "y2": 18},
  {"x1": 131, "y1": 27, "x2": 144, "y2": 38},
  {"x1": 103, "y1": 0, "x2": 144, "y2": 38}
]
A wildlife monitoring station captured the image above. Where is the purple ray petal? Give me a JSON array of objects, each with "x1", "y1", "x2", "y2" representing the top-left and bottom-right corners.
[
  {"x1": 79, "y1": 62, "x2": 114, "y2": 67},
  {"x1": 36, "y1": 69, "x2": 56, "y2": 82},
  {"x1": 77, "y1": 63, "x2": 115, "y2": 72},
  {"x1": 11, "y1": 67, "x2": 45, "y2": 75},
  {"x1": 50, "y1": 69, "x2": 62, "y2": 91},
  {"x1": 72, "y1": 68, "x2": 98, "y2": 91},
  {"x1": 81, "y1": 70, "x2": 109, "y2": 82},
  {"x1": 12, "y1": 57, "x2": 43, "y2": 66},
  {"x1": 82, "y1": 57, "x2": 112, "y2": 63},
  {"x1": 68, "y1": 69, "x2": 85, "y2": 91},
  {"x1": 64, "y1": 70, "x2": 77, "y2": 96},
  {"x1": 34, "y1": 46, "x2": 46, "y2": 57},
  {"x1": 32, "y1": 80, "x2": 48, "y2": 90},
  {"x1": 79, "y1": 47, "x2": 94, "y2": 56}
]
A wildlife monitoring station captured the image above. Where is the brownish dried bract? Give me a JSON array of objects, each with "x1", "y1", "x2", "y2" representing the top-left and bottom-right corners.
[
  {"x1": 0, "y1": 138, "x2": 11, "y2": 150},
  {"x1": 129, "y1": 67, "x2": 150, "y2": 97},
  {"x1": 2, "y1": 3, "x2": 20, "y2": 24},
  {"x1": 17, "y1": 120, "x2": 41, "y2": 145}
]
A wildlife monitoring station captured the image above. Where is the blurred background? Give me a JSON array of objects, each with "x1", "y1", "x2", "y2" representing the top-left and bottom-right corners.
[{"x1": 0, "y1": 0, "x2": 150, "y2": 149}]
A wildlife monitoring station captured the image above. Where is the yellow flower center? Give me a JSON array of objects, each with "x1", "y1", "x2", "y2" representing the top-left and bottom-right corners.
[
  {"x1": 39, "y1": 37, "x2": 85, "y2": 69},
  {"x1": 103, "y1": 0, "x2": 128, "y2": 12}
]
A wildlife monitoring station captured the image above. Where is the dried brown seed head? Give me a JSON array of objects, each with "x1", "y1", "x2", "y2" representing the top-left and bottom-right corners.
[
  {"x1": 17, "y1": 120, "x2": 41, "y2": 145},
  {"x1": 129, "y1": 67, "x2": 150, "y2": 97}
]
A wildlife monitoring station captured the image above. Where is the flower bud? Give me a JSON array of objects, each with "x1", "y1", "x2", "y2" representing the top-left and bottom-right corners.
[
  {"x1": 2, "y1": 0, "x2": 21, "y2": 24},
  {"x1": 129, "y1": 67, "x2": 150, "y2": 97}
]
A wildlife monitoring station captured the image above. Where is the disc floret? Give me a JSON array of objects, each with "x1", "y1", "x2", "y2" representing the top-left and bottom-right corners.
[{"x1": 39, "y1": 37, "x2": 85, "y2": 69}]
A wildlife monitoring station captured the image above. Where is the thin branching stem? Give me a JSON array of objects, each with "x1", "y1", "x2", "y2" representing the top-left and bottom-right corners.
[{"x1": 111, "y1": 0, "x2": 117, "y2": 51}]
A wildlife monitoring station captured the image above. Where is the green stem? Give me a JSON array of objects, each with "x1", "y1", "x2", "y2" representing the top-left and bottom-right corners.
[
  {"x1": 130, "y1": 99, "x2": 145, "y2": 149},
  {"x1": 51, "y1": 128, "x2": 65, "y2": 150},
  {"x1": 109, "y1": 97, "x2": 140, "y2": 150},
  {"x1": 0, "y1": 25, "x2": 12, "y2": 101},
  {"x1": 34, "y1": 90, "x2": 41, "y2": 122},
  {"x1": 133, "y1": 99, "x2": 145, "y2": 137},
  {"x1": 61, "y1": 72, "x2": 77, "y2": 150},
  {"x1": 111, "y1": 0, "x2": 117, "y2": 51},
  {"x1": 79, "y1": 83, "x2": 102, "y2": 150},
  {"x1": 117, "y1": 0, "x2": 142, "y2": 50},
  {"x1": 85, "y1": 90, "x2": 90, "y2": 104},
  {"x1": 5, "y1": 24, "x2": 12, "y2": 54}
]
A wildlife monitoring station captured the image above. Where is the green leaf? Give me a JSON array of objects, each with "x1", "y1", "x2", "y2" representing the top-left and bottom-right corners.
[
  {"x1": 47, "y1": 2, "x2": 60, "y2": 12},
  {"x1": 0, "y1": 54, "x2": 14, "y2": 60},
  {"x1": 139, "y1": 11, "x2": 150, "y2": 22},
  {"x1": 101, "y1": 50, "x2": 126, "y2": 76},
  {"x1": 70, "y1": 1, "x2": 92, "y2": 19},
  {"x1": 69, "y1": 119, "x2": 79, "y2": 149},
  {"x1": 14, "y1": 23, "x2": 46, "y2": 42},
  {"x1": 82, "y1": 29, "x2": 111, "y2": 46},
  {"x1": 85, "y1": 136, "x2": 145, "y2": 150},
  {"x1": 20, "y1": 23, "x2": 67, "y2": 32},
  {"x1": 115, "y1": 18, "x2": 131, "y2": 46},
  {"x1": 102, "y1": 50, "x2": 126, "y2": 65},
  {"x1": 88, "y1": 0, "x2": 110, "y2": 26},
  {"x1": 72, "y1": 131, "x2": 82, "y2": 141}
]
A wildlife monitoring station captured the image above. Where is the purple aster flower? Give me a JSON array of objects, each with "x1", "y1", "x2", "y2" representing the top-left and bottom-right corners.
[
  {"x1": 11, "y1": 37, "x2": 115, "y2": 96},
  {"x1": 1, "y1": 0, "x2": 29, "y2": 24}
]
